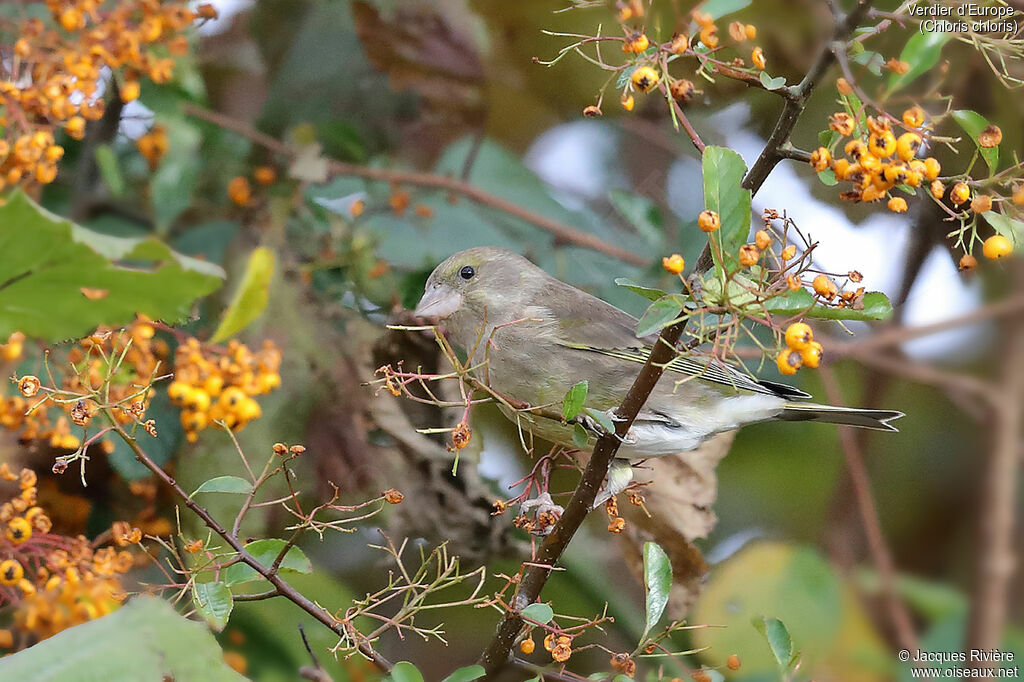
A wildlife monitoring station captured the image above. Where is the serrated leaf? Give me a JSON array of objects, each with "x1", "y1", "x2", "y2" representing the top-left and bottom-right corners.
[
  {"x1": 888, "y1": 31, "x2": 950, "y2": 92},
  {"x1": 441, "y1": 665, "x2": 486, "y2": 682},
  {"x1": 763, "y1": 289, "x2": 892, "y2": 321},
  {"x1": 702, "y1": 0, "x2": 751, "y2": 19},
  {"x1": 389, "y1": 661, "x2": 425, "y2": 682},
  {"x1": 573, "y1": 423, "x2": 590, "y2": 449},
  {"x1": 192, "y1": 581, "x2": 234, "y2": 632},
  {"x1": 223, "y1": 539, "x2": 313, "y2": 586},
  {"x1": 0, "y1": 596, "x2": 246, "y2": 681},
  {"x1": 211, "y1": 247, "x2": 276, "y2": 343},
  {"x1": 522, "y1": 602, "x2": 555, "y2": 625},
  {"x1": 818, "y1": 129, "x2": 841, "y2": 150},
  {"x1": 635, "y1": 294, "x2": 688, "y2": 338},
  {"x1": 190, "y1": 476, "x2": 253, "y2": 497},
  {"x1": 817, "y1": 169, "x2": 838, "y2": 186},
  {"x1": 0, "y1": 191, "x2": 224, "y2": 342},
  {"x1": 583, "y1": 408, "x2": 615, "y2": 435},
  {"x1": 615, "y1": 278, "x2": 668, "y2": 302},
  {"x1": 758, "y1": 71, "x2": 786, "y2": 90},
  {"x1": 952, "y1": 110, "x2": 999, "y2": 174},
  {"x1": 562, "y1": 381, "x2": 589, "y2": 421},
  {"x1": 752, "y1": 616, "x2": 796, "y2": 669},
  {"x1": 702, "y1": 146, "x2": 752, "y2": 276},
  {"x1": 642, "y1": 542, "x2": 672, "y2": 640}
]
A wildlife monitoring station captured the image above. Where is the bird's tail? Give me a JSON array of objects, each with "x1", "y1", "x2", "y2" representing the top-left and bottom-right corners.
[{"x1": 779, "y1": 403, "x2": 904, "y2": 432}]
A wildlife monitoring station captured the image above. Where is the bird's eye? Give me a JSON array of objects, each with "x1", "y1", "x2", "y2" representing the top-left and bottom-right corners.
[{"x1": 459, "y1": 265, "x2": 475, "y2": 280}]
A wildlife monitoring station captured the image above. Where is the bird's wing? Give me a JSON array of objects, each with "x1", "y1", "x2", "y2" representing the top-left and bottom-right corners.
[{"x1": 540, "y1": 279, "x2": 810, "y2": 400}]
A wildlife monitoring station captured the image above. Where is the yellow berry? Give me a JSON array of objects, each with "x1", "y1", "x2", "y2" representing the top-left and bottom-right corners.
[
  {"x1": 868, "y1": 131, "x2": 897, "y2": 158},
  {"x1": 809, "y1": 147, "x2": 831, "y2": 172},
  {"x1": 620, "y1": 94, "x2": 635, "y2": 111},
  {"x1": 220, "y1": 387, "x2": 246, "y2": 409},
  {"x1": 859, "y1": 153, "x2": 881, "y2": 172},
  {"x1": 256, "y1": 372, "x2": 281, "y2": 393},
  {"x1": 982, "y1": 234, "x2": 1013, "y2": 259},
  {"x1": 1013, "y1": 184, "x2": 1024, "y2": 205},
  {"x1": 883, "y1": 164, "x2": 907, "y2": 186},
  {"x1": 520, "y1": 638, "x2": 536, "y2": 655},
  {"x1": 167, "y1": 381, "x2": 189, "y2": 404},
  {"x1": 813, "y1": 274, "x2": 838, "y2": 299},
  {"x1": 630, "y1": 66, "x2": 660, "y2": 93},
  {"x1": 830, "y1": 112, "x2": 855, "y2": 137},
  {"x1": 800, "y1": 341, "x2": 824, "y2": 369},
  {"x1": 203, "y1": 374, "x2": 225, "y2": 397},
  {"x1": 776, "y1": 349, "x2": 802, "y2": 376},
  {"x1": 699, "y1": 25, "x2": 719, "y2": 49},
  {"x1": 183, "y1": 388, "x2": 211, "y2": 412},
  {"x1": 923, "y1": 157, "x2": 941, "y2": 180},
  {"x1": 950, "y1": 182, "x2": 970, "y2": 206},
  {"x1": 784, "y1": 322, "x2": 813, "y2": 350},
  {"x1": 781, "y1": 245, "x2": 797, "y2": 260},
  {"x1": 6, "y1": 517, "x2": 31, "y2": 545},
  {"x1": 903, "y1": 106, "x2": 925, "y2": 128},
  {"x1": 670, "y1": 33, "x2": 689, "y2": 54},
  {"x1": 662, "y1": 254, "x2": 686, "y2": 274},
  {"x1": 833, "y1": 158, "x2": 851, "y2": 181},
  {"x1": 236, "y1": 398, "x2": 262, "y2": 423},
  {"x1": 845, "y1": 139, "x2": 867, "y2": 160},
  {"x1": 751, "y1": 47, "x2": 766, "y2": 70},
  {"x1": 697, "y1": 210, "x2": 721, "y2": 232},
  {"x1": 887, "y1": 197, "x2": 908, "y2": 213},
  {"x1": 895, "y1": 132, "x2": 922, "y2": 162},
  {"x1": 622, "y1": 32, "x2": 650, "y2": 54},
  {"x1": 745, "y1": 24, "x2": 757, "y2": 40},
  {"x1": 0, "y1": 559, "x2": 23, "y2": 586},
  {"x1": 930, "y1": 179, "x2": 945, "y2": 200}
]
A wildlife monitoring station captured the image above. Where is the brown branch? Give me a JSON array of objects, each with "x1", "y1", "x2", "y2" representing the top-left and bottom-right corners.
[
  {"x1": 819, "y1": 367, "x2": 919, "y2": 654},
  {"x1": 966, "y1": 264, "x2": 1024, "y2": 671},
  {"x1": 108, "y1": 421, "x2": 394, "y2": 675},
  {"x1": 476, "y1": 319, "x2": 689, "y2": 677},
  {"x1": 182, "y1": 103, "x2": 648, "y2": 267}
]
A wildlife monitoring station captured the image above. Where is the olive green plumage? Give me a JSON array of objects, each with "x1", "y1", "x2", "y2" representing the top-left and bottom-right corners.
[{"x1": 414, "y1": 247, "x2": 902, "y2": 459}]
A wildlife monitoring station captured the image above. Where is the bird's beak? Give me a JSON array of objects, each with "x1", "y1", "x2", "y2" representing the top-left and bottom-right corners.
[{"x1": 414, "y1": 284, "x2": 462, "y2": 320}]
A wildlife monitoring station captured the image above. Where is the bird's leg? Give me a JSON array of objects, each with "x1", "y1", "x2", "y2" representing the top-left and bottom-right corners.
[{"x1": 573, "y1": 411, "x2": 636, "y2": 444}]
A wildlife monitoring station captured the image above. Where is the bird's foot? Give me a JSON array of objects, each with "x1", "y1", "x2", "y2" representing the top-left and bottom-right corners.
[{"x1": 574, "y1": 410, "x2": 636, "y2": 444}]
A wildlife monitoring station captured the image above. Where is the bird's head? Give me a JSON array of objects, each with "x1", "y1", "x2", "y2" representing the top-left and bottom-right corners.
[{"x1": 413, "y1": 247, "x2": 534, "y2": 334}]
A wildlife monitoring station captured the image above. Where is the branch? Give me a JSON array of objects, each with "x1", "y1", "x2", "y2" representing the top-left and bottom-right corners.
[
  {"x1": 108, "y1": 421, "x2": 394, "y2": 675},
  {"x1": 476, "y1": 319, "x2": 689, "y2": 676},
  {"x1": 966, "y1": 263, "x2": 1024, "y2": 669},
  {"x1": 182, "y1": 104, "x2": 648, "y2": 267},
  {"x1": 694, "y1": 0, "x2": 874, "y2": 272}
]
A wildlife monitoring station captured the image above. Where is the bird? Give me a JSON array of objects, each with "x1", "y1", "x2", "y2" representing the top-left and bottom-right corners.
[{"x1": 413, "y1": 246, "x2": 902, "y2": 464}]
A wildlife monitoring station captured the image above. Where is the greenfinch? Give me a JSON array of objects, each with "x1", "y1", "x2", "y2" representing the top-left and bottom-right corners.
[{"x1": 414, "y1": 247, "x2": 902, "y2": 460}]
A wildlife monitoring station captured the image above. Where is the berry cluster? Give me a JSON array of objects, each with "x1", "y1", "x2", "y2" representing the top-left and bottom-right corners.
[
  {"x1": 0, "y1": 467, "x2": 139, "y2": 645},
  {"x1": 0, "y1": 1, "x2": 213, "y2": 190},
  {"x1": 227, "y1": 165, "x2": 277, "y2": 206},
  {"x1": 776, "y1": 322, "x2": 823, "y2": 376},
  {"x1": 167, "y1": 338, "x2": 282, "y2": 442}
]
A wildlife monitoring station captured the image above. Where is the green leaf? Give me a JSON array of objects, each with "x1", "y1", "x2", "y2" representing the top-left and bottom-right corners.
[
  {"x1": 211, "y1": 247, "x2": 276, "y2": 343},
  {"x1": 896, "y1": 183, "x2": 917, "y2": 196},
  {"x1": 851, "y1": 49, "x2": 885, "y2": 76},
  {"x1": 615, "y1": 278, "x2": 668, "y2": 302},
  {"x1": 190, "y1": 476, "x2": 253, "y2": 497},
  {"x1": 390, "y1": 661, "x2": 426, "y2": 682},
  {"x1": 441, "y1": 665, "x2": 486, "y2": 682},
  {"x1": 702, "y1": 146, "x2": 752, "y2": 276},
  {"x1": 0, "y1": 191, "x2": 224, "y2": 342},
  {"x1": 573, "y1": 423, "x2": 590, "y2": 449},
  {"x1": 636, "y1": 294, "x2": 689, "y2": 338},
  {"x1": 763, "y1": 289, "x2": 892, "y2": 321},
  {"x1": 952, "y1": 110, "x2": 999, "y2": 174},
  {"x1": 583, "y1": 408, "x2": 615, "y2": 435},
  {"x1": 642, "y1": 542, "x2": 672, "y2": 640},
  {"x1": 702, "y1": 0, "x2": 752, "y2": 19},
  {"x1": 758, "y1": 71, "x2": 786, "y2": 90},
  {"x1": 752, "y1": 616, "x2": 797, "y2": 669},
  {"x1": 522, "y1": 602, "x2": 555, "y2": 625},
  {"x1": 562, "y1": 381, "x2": 589, "y2": 421},
  {"x1": 94, "y1": 144, "x2": 125, "y2": 197},
  {"x1": 150, "y1": 116, "x2": 202, "y2": 230},
  {"x1": 192, "y1": 581, "x2": 234, "y2": 632},
  {"x1": 888, "y1": 31, "x2": 950, "y2": 92},
  {"x1": 0, "y1": 596, "x2": 246, "y2": 681},
  {"x1": 223, "y1": 539, "x2": 313, "y2": 586},
  {"x1": 984, "y1": 212, "x2": 1024, "y2": 244},
  {"x1": 818, "y1": 129, "x2": 841, "y2": 150},
  {"x1": 817, "y1": 169, "x2": 838, "y2": 186}
]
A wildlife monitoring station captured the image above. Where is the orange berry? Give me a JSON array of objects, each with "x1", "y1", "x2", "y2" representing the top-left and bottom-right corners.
[
  {"x1": 903, "y1": 106, "x2": 925, "y2": 128},
  {"x1": 622, "y1": 32, "x2": 650, "y2": 54},
  {"x1": 755, "y1": 229, "x2": 772, "y2": 250},
  {"x1": 228, "y1": 176, "x2": 252, "y2": 206},
  {"x1": 923, "y1": 157, "x2": 941, "y2": 180},
  {"x1": 800, "y1": 341, "x2": 824, "y2": 369},
  {"x1": 836, "y1": 78, "x2": 853, "y2": 95},
  {"x1": 896, "y1": 132, "x2": 922, "y2": 162},
  {"x1": 520, "y1": 638, "x2": 535, "y2": 655},
  {"x1": 253, "y1": 166, "x2": 277, "y2": 185},
  {"x1": 1013, "y1": 184, "x2": 1024, "y2": 205},
  {"x1": 784, "y1": 322, "x2": 813, "y2": 350},
  {"x1": 868, "y1": 131, "x2": 897, "y2": 158},
  {"x1": 950, "y1": 182, "x2": 970, "y2": 206},
  {"x1": 620, "y1": 94, "x2": 635, "y2": 111},
  {"x1": 888, "y1": 196, "x2": 908, "y2": 213},
  {"x1": 699, "y1": 25, "x2": 719, "y2": 49},
  {"x1": 727, "y1": 653, "x2": 742, "y2": 670},
  {"x1": 978, "y1": 124, "x2": 1002, "y2": 148},
  {"x1": 738, "y1": 244, "x2": 760, "y2": 267},
  {"x1": 776, "y1": 348, "x2": 801, "y2": 376},
  {"x1": 697, "y1": 210, "x2": 721, "y2": 232},
  {"x1": 745, "y1": 24, "x2": 757, "y2": 40},
  {"x1": 662, "y1": 254, "x2": 685, "y2": 274},
  {"x1": 958, "y1": 253, "x2": 978, "y2": 271},
  {"x1": 971, "y1": 194, "x2": 992, "y2": 213},
  {"x1": 631, "y1": 66, "x2": 660, "y2": 93},
  {"x1": 982, "y1": 234, "x2": 1013, "y2": 259},
  {"x1": 780, "y1": 244, "x2": 797, "y2": 260},
  {"x1": 751, "y1": 46, "x2": 766, "y2": 70},
  {"x1": 813, "y1": 274, "x2": 838, "y2": 299},
  {"x1": 120, "y1": 79, "x2": 141, "y2": 103},
  {"x1": 809, "y1": 147, "x2": 831, "y2": 172},
  {"x1": 670, "y1": 33, "x2": 689, "y2": 54}
]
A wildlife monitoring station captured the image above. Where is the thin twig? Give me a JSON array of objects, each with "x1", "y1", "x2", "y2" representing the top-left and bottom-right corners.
[{"x1": 182, "y1": 104, "x2": 648, "y2": 267}]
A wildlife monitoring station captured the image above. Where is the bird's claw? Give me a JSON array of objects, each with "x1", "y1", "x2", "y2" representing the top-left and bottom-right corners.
[{"x1": 573, "y1": 412, "x2": 635, "y2": 445}]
